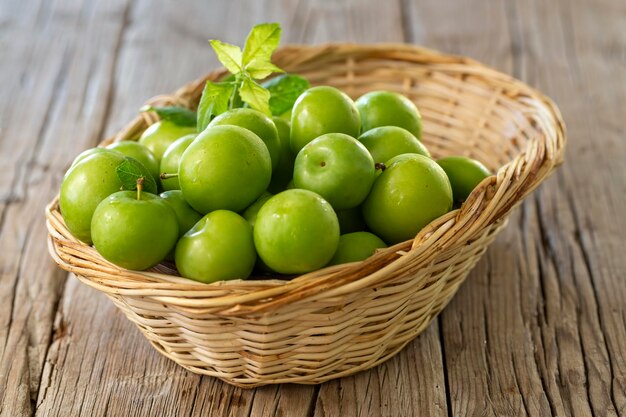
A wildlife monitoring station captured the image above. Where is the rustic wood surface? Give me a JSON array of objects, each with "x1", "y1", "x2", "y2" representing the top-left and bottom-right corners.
[{"x1": 0, "y1": 0, "x2": 624, "y2": 415}]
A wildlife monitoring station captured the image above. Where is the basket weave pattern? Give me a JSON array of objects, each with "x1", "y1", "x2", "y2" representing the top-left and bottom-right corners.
[{"x1": 46, "y1": 44, "x2": 565, "y2": 387}]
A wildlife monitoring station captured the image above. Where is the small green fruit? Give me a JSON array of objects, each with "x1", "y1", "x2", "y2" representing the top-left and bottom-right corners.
[
  {"x1": 254, "y1": 189, "x2": 340, "y2": 274},
  {"x1": 329, "y1": 232, "x2": 387, "y2": 265},
  {"x1": 209, "y1": 108, "x2": 281, "y2": 170},
  {"x1": 138, "y1": 120, "x2": 196, "y2": 161},
  {"x1": 362, "y1": 154, "x2": 452, "y2": 244},
  {"x1": 356, "y1": 91, "x2": 422, "y2": 139},
  {"x1": 293, "y1": 133, "x2": 375, "y2": 210},
  {"x1": 159, "y1": 190, "x2": 203, "y2": 237},
  {"x1": 91, "y1": 191, "x2": 179, "y2": 270},
  {"x1": 107, "y1": 141, "x2": 160, "y2": 183},
  {"x1": 358, "y1": 126, "x2": 430, "y2": 164},
  {"x1": 178, "y1": 125, "x2": 271, "y2": 213},
  {"x1": 160, "y1": 134, "x2": 196, "y2": 190},
  {"x1": 290, "y1": 86, "x2": 360, "y2": 153},
  {"x1": 60, "y1": 150, "x2": 125, "y2": 244},
  {"x1": 175, "y1": 210, "x2": 256, "y2": 283},
  {"x1": 436, "y1": 156, "x2": 491, "y2": 203}
]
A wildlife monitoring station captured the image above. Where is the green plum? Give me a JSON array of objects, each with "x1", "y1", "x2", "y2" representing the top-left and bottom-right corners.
[
  {"x1": 179, "y1": 125, "x2": 271, "y2": 213},
  {"x1": 59, "y1": 150, "x2": 125, "y2": 244},
  {"x1": 175, "y1": 210, "x2": 256, "y2": 283},
  {"x1": 160, "y1": 134, "x2": 196, "y2": 190},
  {"x1": 280, "y1": 108, "x2": 292, "y2": 121},
  {"x1": 138, "y1": 120, "x2": 196, "y2": 161},
  {"x1": 254, "y1": 189, "x2": 340, "y2": 274},
  {"x1": 358, "y1": 126, "x2": 430, "y2": 164},
  {"x1": 293, "y1": 133, "x2": 375, "y2": 210},
  {"x1": 335, "y1": 207, "x2": 366, "y2": 234},
  {"x1": 268, "y1": 117, "x2": 295, "y2": 193},
  {"x1": 290, "y1": 86, "x2": 360, "y2": 153},
  {"x1": 91, "y1": 190, "x2": 179, "y2": 270},
  {"x1": 106, "y1": 141, "x2": 160, "y2": 183},
  {"x1": 159, "y1": 190, "x2": 203, "y2": 237},
  {"x1": 68, "y1": 147, "x2": 109, "y2": 170},
  {"x1": 209, "y1": 108, "x2": 281, "y2": 170},
  {"x1": 436, "y1": 156, "x2": 491, "y2": 203},
  {"x1": 362, "y1": 154, "x2": 453, "y2": 244},
  {"x1": 243, "y1": 192, "x2": 273, "y2": 228},
  {"x1": 328, "y1": 232, "x2": 387, "y2": 265},
  {"x1": 356, "y1": 91, "x2": 423, "y2": 139}
]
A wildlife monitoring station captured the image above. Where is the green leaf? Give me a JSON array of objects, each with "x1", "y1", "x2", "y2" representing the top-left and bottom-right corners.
[
  {"x1": 262, "y1": 74, "x2": 311, "y2": 116},
  {"x1": 209, "y1": 40, "x2": 243, "y2": 74},
  {"x1": 197, "y1": 81, "x2": 234, "y2": 131},
  {"x1": 245, "y1": 59, "x2": 284, "y2": 80},
  {"x1": 242, "y1": 23, "x2": 281, "y2": 66},
  {"x1": 139, "y1": 105, "x2": 197, "y2": 127},
  {"x1": 116, "y1": 157, "x2": 158, "y2": 194},
  {"x1": 239, "y1": 77, "x2": 271, "y2": 115}
]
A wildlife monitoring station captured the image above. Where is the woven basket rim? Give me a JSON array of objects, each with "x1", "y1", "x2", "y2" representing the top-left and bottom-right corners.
[{"x1": 45, "y1": 42, "x2": 566, "y2": 317}]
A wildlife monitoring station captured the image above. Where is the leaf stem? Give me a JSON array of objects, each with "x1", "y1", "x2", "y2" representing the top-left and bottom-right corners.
[
  {"x1": 136, "y1": 177, "x2": 144, "y2": 200},
  {"x1": 229, "y1": 76, "x2": 241, "y2": 110}
]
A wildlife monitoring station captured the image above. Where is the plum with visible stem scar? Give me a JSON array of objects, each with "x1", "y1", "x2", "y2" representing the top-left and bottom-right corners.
[{"x1": 91, "y1": 177, "x2": 179, "y2": 270}]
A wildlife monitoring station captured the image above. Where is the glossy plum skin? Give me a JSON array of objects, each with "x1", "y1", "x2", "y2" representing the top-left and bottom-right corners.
[
  {"x1": 91, "y1": 191, "x2": 179, "y2": 270},
  {"x1": 356, "y1": 91, "x2": 423, "y2": 140},
  {"x1": 175, "y1": 210, "x2": 256, "y2": 283},
  {"x1": 268, "y1": 117, "x2": 295, "y2": 193},
  {"x1": 107, "y1": 141, "x2": 160, "y2": 183},
  {"x1": 178, "y1": 125, "x2": 271, "y2": 214},
  {"x1": 436, "y1": 156, "x2": 491, "y2": 203},
  {"x1": 159, "y1": 190, "x2": 203, "y2": 237},
  {"x1": 138, "y1": 120, "x2": 196, "y2": 161},
  {"x1": 358, "y1": 126, "x2": 430, "y2": 164},
  {"x1": 328, "y1": 232, "x2": 387, "y2": 265},
  {"x1": 160, "y1": 134, "x2": 196, "y2": 191},
  {"x1": 290, "y1": 86, "x2": 360, "y2": 153},
  {"x1": 253, "y1": 189, "x2": 340, "y2": 274},
  {"x1": 293, "y1": 133, "x2": 375, "y2": 210},
  {"x1": 209, "y1": 108, "x2": 281, "y2": 170},
  {"x1": 243, "y1": 192, "x2": 273, "y2": 228},
  {"x1": 335, "y1": 207, "x2": 367, "y2": 234},
  {"x1": 362, "y1": 154, "x2": 453, "y2": 244},
  {"x1": 59, "y1": 150, "x2": 126, "y2": 244}
]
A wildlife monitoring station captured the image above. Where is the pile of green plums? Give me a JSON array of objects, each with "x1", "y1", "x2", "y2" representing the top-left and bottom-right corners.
[{"x1": 59, "y1": 86, "x2": 491, "y2": 284}]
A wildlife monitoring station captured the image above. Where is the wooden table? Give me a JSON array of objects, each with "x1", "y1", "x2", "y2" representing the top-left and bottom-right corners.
[{"x1": 1, "y1": 0, "x2": 624, "y2": 416}]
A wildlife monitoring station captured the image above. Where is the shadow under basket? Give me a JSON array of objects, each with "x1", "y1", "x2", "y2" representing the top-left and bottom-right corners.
[{"x1": 45, "y1": 43, "x2": 565, "y2": 388}]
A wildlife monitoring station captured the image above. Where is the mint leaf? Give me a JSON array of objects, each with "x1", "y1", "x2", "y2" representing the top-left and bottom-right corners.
[
  {"x1": 262, "y1": 74, "x2": 310, "y2": 116},
  {"x1": 245, "y1": 59, "x2": 283, "y2": 80},
  {"x1": 116, "y1": 157, "x2": 157, "y2": 194},
  {"x1": 197, "y1": 81, "x2": 234, "y2": 131},
  {"x1": 242, "y1": 23, "x2": 281, "y2": 66},
  {"x1": 239, "y1": 77, "x2": 271, "y2": 115},
  {"x1": 209, "y1": 40, "x2": 243, "y2": 74},
  {"x1": 140, "y1": 105, "x2": 196, "y2": 127}
]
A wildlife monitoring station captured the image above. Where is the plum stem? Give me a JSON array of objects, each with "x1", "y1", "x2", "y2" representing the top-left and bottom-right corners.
[
  {"x1": 136, "y1": 177, "x2": 144, "y2": 200},
  {"x1": 375, "y1": 162, "x2": 387, "y2": 172},
  {"x1": 160, "y1": 172, "x2": 178, "y2": 179}
]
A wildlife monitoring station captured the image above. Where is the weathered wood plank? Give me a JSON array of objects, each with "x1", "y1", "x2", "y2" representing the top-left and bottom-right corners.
[
  {"x1": 406, "y1": 0, "x2": 626, "y2": 416},
  {"x1": 0, "y1": 1, "x2": 131, "y2": 416}
]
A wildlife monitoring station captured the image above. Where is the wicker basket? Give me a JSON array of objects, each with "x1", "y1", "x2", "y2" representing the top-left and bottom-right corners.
[{"x1": 45, "y1": 43, "x2": 565, "y2": 388}]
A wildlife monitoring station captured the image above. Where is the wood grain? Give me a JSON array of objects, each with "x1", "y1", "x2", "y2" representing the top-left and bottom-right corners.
[
  {"x1": 407, "y1": 0, "x2": 626, "y2": 416},
  {"x1": 0, "y1": 0, "x2": 624, "y2": 416},
  {"x1": 0, "y1": 1, "x2": 131, "y2": 415}
]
